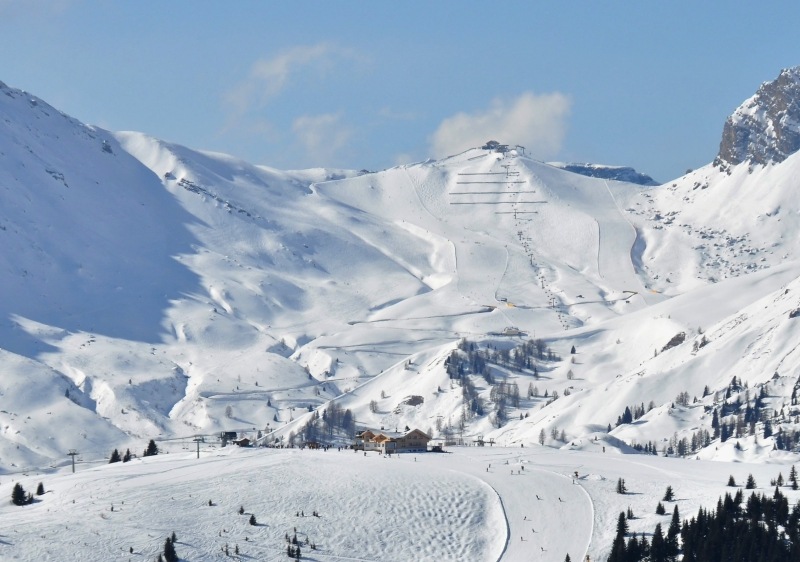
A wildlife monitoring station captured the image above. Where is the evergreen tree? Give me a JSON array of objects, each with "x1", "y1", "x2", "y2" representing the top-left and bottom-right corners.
[
  {"x1": 626, "y1": 533, "x2": 644, "y2": 561},
  {"x1": 11, "y1": 483, "x2": 27, "y2": 506},
  {"x1": 109, "y1": 448, "x2": 121, "y2": 463},
  {"x1": 663, "y1": 485, "x2": 675, "y2": 501},
  {"x1": 570, "y1": 345, "x2": 576, "y2": 354},
  {"x1": 249, "y1": 514, "x2": 257, "y2": 525},
  {"x1": 123, "y1": 448, "x2": 132, "y2": 462},
  {"x1": 616, "y1": 510, "x2": 628, "y2": 536},
  {"x1": 564, "y1": 555, "x2": 571, "y2": 562},
  {"x1": 36, "y1": 482, "x2": 45, "y2": 496},
  {"x1": 790, "y1": 465, "x2": 799, "y2": 490},
  {"x1": 622, "y1": 406, "x2": 633, "y2": 424},
  {"x1": 727, "y1": 474, "x2": 737, "y2": 487},
  {"x1": 144, "y1": 439, "x2": 159, "y2": 457},
  {"x1": 655, "y1": 501, "x2": 666, "y2": 515},
  {"x1": 616, "y1": 477, "x2": 627, "y2": 494},
  {"x1": 711, "y1": 408, "x2": 720, "y2": 438},
  {"x1": 666, "y1": 504, "x2": 680, "y2": 558},
  {"x1": 649, "y1": 523, "x2": 667, "y2": 562},
  {"x1": 163, "y1": 536, "x2": 178, "y2": 562},
  {"x1": 745, "y1": 473, "x2": 757, "y2": 489},
  {"x1": 608, "y1": 512, "x2": 628, "y2": 562}
]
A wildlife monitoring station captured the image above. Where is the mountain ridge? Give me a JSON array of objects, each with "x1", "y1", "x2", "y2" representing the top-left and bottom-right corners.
[{"x1": 1, "y1": 71, "x2": 800, "y2": 472}]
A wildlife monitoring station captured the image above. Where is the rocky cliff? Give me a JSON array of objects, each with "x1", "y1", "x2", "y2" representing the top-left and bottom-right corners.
[{"x1": 717, "y1": 66, "x2": 800, "y2": 167}]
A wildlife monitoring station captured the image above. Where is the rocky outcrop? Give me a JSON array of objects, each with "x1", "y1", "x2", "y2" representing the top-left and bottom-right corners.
[
  {"x1": 717, "y1": 67, "x2": 800, "y2": 167},
  {"x1": 554, "y1": 163, "x2": 659, "y2": 186}
]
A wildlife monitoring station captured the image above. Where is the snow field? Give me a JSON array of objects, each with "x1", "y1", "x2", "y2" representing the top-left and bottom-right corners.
[
  {"x1": 0, "y1": 447, "x2": 505, "y2": 562},
  {"x1": 5, "y1": 445, "x2": 798, "y2": 561}
]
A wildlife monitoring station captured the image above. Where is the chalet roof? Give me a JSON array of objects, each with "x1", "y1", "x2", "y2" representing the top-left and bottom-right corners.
[
  {"x1": 357, "y1": 428, "x2": 431, "y2": 442},
  {"x1": 404, "y1": 429, "x2": 431, "y2": 440}
]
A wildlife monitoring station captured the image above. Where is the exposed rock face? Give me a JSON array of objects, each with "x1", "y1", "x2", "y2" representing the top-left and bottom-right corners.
[
  {"x1": 717, "y1": 67, "x2": 800, "y2": 167},
  {"x1": 554, "y1": 163, "x2": 659, "y2": 186}
]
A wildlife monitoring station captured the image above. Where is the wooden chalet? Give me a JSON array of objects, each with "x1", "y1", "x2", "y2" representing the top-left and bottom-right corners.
[{"x1": 353, "y1": 428, "x2": 432, "y2": 453}]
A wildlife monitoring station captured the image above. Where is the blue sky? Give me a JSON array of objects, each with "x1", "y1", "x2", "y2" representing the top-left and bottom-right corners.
[{"x1": 2, "y1": 1, "x2": 800, "y2": 182}]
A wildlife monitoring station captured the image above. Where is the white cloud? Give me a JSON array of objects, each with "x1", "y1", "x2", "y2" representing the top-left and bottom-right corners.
[
  {"x1": 291, "y1": 113, "x2": 352, "y2": 165},
  {"x1": 393, "y1": 153, "x2": 417, "y2": 167},
  {"x1": 223, "y1": 43, "x2": 358, "y2": 118},
  {"x1": 429, "y1": 92, "x2": 571, "y2": 160}
]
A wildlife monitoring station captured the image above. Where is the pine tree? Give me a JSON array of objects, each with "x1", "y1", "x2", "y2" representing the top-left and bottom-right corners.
[
  {"x1": 144, "y1": 439, "x2": 159, "y2": 457},
  {"x1": 626, "y1": 533, "x2": 643, "y2": 561},
  {"x1": 608, "y1": 512, "x2": 628, "y2": 562},
  {"x1": 650, "y1": 523, "x2": 667, "y2": 562},
  {"x1": 11, "y1": 483, "x2": 27, "y2": 506},
  {"x1": 745, "y1": 473, "x2": 757, "y2": 489},
  {"x1": 727, "y1": 474, "x2": 736, "y2": 487},
  {"x1": 663, "y1": 485, "x2": 675, "y2": 501},
  {"x1": 36, "y1": 482, "x2": 45, "y2": 496},
  {"x1": 163, "y1": 536, "x2": 178, "y2": 562},
  {"x1": 123, "y1": 448, "x2": 132, "y2": 462},
  {"x1": 109, "y1": 449, "x2": 121, "y2": 463},
  {"x1": 790, "y1": 465, "x2": 799, "y2": 490},
  {"x1": 616, "y1": 477, "x2": 627, "y2": 494},
  {"x1": 666, "y1": 504, "x2": 680, "y2": 558},
  {"x1": 655, "y1": 501, "x2": 666, "y2": 515},
  {"x1": 564, "y1": 555, "x2": 571, "y2": 562},
  {"x1": 249, "y1": 514, "x2": 257, "y2": 525}
]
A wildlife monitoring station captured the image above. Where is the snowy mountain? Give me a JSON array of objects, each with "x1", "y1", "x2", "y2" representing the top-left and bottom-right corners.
[{"x1": 2, "y1": 67, "x2": 800, "y2": 483}]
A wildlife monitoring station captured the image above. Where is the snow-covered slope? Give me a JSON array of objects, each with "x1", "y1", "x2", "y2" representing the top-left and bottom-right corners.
[
  {"x1": 3, "y1": 66, "x2": 800, "y2": 477},
  {"x1": 2, "y1": 444, "x2": 798, "y2": 562}
]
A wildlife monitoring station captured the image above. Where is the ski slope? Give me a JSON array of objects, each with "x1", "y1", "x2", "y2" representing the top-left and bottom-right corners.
[
  {"x1": 2, "y1": 73, "x2": 800, "y2": 508},
  {"x1": 3, "y1": 445, "x2": 798, "y2": 562}
]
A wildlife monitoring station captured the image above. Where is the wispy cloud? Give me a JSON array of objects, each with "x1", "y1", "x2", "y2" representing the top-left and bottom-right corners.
[
  {"x1": 291, "y1": 112, "x2": 353, "y2": 166},
  {"x1": 429, "y1": 92, "x2": 571, "y2": 160},
  {"x1": 223, "y1": 43, "x2": 360, "y2": 120},
  {"x1": 393, "y1": 153, "x2": 417, "y2": 167}
]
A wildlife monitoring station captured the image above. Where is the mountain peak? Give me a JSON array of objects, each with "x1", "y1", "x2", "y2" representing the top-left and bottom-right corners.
[{"x1": 716, "y1": 66, "x2": 800, "y2": 168}]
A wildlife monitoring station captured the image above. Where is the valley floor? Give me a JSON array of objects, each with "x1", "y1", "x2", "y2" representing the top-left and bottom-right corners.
[{"x1": 1, "y1": 445, "x2": 798, "y2": 561}]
